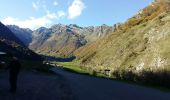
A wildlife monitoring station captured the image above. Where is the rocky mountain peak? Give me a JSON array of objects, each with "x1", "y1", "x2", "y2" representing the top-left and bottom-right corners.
[{"x1": 68, "y1": 24, "x2": 80, "y2": 28}]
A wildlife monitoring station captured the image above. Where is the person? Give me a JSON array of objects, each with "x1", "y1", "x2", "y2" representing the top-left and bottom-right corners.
[{"x1": 7, "y1": 56, "x2": 21, "y2": 93}]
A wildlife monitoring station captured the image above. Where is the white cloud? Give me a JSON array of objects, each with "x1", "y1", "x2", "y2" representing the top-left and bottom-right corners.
[
  {"x1": 32, "y1": 1, "x2": 40, "y2": 10},
  {"x1": 2, "y1": 11, "x2": 66, "y2": 30},
  {"x1": 1, "y1": 0, "x2": 67, "y2": 30},
  {"x1": 57, "y1": 10, "x2": 66, "y2": 17},
  {"x1": 46, "y1": 12, "x2": 58, "y2": 19},
  {"x1": 53, "y1": 1, "x2": 58, "y2": 6},
  {"x1": 2, "y1": 16, "x2": 51, "y2": 30},
  {"x1": 46, "y1": 10, "x2": 65, "y2": 19},
  {"x1": 68, "y1": 0, "x2": 86, "y2": 19}
]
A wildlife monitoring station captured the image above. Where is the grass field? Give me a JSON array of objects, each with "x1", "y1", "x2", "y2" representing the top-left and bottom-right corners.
[
  {"x1": 51, "y1": 61, "x2": 109, "y2": 78},
  {"x1": 52, "y1": 62, "x2": 89, "y2": 74},
  {"x1": 51, "y1": 61, "x2": 170, "y2": 92}
]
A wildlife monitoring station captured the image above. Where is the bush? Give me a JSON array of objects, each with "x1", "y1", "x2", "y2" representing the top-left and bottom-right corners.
[
  {"x1": 139, "y1": 69, "x2": 170, "y2": 88},
  {"x1": 90, "y1": 70, "x2": 97, "y2": 76},
  {"x1": 111, "y1": 68, "x2": 170, "y2": 88}
]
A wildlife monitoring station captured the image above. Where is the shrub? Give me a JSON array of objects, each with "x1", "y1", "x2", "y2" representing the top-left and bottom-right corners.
[
  {"x1": 111, "y1": 67, "x2": 170, "y2": 88},
  {"x1": 90, "y1": 70, "x2": 97, "y2": 76}
]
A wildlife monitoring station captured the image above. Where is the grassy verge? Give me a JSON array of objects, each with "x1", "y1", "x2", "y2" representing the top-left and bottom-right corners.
[
  {"x1": 52, "y1": 62, "x2": 110, "y2": 78},
  {"x1": 112, "y1": 77, "x2": 170, "y2": 92},
  {"x1": 53, "y1": 62, "x2": 89, "y2": 74},
  {"x1": 53, "y1": 62, "x2": 170, "y2": 92}
]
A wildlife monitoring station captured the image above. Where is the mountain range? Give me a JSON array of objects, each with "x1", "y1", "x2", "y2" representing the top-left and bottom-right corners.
[{"x1": 7, "y1": 24, "x2": 115, "y2": 57}]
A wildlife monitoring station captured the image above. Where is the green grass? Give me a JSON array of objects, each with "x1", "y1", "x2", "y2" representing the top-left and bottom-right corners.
[
  {"x1": 53, "y1": 62, "x2": 88, "y2": 74},
  {"x1": 52, "y1": 61, "x2": 170, "y2": 92},
  {"x1": 51, "y1": 62, "x2": 110, "y2": 78},
  {"x1": 48, "y1": 60, "x2": 170, "y2": 92}
]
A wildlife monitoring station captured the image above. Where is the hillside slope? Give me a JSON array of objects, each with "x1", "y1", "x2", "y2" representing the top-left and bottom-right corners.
[
  {"x1": 7, "y1": 25, "x2": 32, "y2": 46},
  {"x1": 74, "y1": 0, "x2": 170, "y2": 86},
  {"x1": 0, "y1": 22, "x2": 25, "y2": 47},
  {"x1": 0, "y1": 22, "x2": 41, "y2": 60}
]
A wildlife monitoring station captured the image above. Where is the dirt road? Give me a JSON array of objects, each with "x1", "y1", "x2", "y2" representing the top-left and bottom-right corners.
[
  {"x1": 51, "y1": 67, "x2": 170, "y2": 100},
  {"x1": 0, "y1": 70, "x2": 74, "y2": 100}
]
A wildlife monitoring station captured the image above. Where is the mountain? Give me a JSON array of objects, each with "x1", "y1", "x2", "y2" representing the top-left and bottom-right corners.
[
  {"x1": 74, "y1": 0, "x2": 170, "y2": 80},
  {"x1": 67, "y1": 24, "x2": 115, "y2": 43},
  {"x1": 0, "y1": 22, "x2": 25, "y2": 47},
  {"x1": 29, "y1": 24, "x2": 114, "y2": 57},
  {"x1": 0, "y1": 22, "x2": 41, "y2": 60},
  {"x1": 29, "y1": 25, "x2": 86, "y2": 57},
  {"x1": 7, "y1": 25, "x2": 32, "y2": 46}
]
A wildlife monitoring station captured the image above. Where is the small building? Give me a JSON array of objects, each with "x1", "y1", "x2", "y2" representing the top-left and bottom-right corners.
[{"x1": 104, "y1": 69, "x2": 111, "y2": 76}]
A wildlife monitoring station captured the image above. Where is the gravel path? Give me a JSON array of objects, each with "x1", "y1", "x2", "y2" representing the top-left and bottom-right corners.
[
  {"x1": 0, "y1": 70, "x2": 75, "y2": 100},
  {"x1": 51, "y1": 67, "x2": 170, "y2": 100}
]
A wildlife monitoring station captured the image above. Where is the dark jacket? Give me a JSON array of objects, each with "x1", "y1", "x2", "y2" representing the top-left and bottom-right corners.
[{"x1": 8, "y1": 59, "x2": 21, "y2": 75}]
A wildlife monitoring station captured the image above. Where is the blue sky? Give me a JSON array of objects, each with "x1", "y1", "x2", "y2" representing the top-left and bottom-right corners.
[{"x1": 0, "y1": 0, "x2": 153, "y2": 30}]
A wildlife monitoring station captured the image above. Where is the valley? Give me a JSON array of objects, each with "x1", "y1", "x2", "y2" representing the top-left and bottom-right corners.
[
  {"x1": 1, "y1": 0, "x2": 170, "y2": 100},
  {"x1": 2, "y1": 0, "x2": 170, "y2": 89}
]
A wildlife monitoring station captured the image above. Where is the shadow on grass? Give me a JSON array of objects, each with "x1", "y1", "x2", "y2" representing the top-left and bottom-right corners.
[
  {"x1": 110, "y1": 69, "x2": 170, "y2": 92},
  {"x1": 59, "y1": 64, "x2": 170, "y2": 92},
  {"x1": 42, "y1": 55, "x2": 76, "y2": 62},
  {"x1": 62, "y1": 67, "x2": 90, "y2": 76}
]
